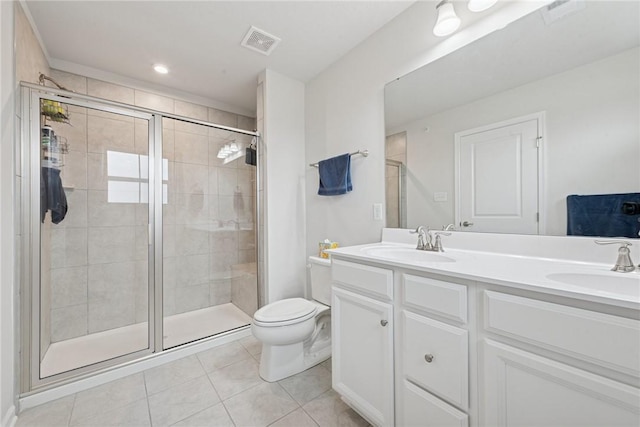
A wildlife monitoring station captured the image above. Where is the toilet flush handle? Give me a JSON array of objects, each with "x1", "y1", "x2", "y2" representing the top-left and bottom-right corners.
[{"x1": 380, "y1": 320, "x2": 388, "y2": 327}]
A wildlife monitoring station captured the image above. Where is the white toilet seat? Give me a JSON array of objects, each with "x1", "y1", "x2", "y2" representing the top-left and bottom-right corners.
[{"x1": 253, "y1": 298, "x2": 318, "y2": 327}]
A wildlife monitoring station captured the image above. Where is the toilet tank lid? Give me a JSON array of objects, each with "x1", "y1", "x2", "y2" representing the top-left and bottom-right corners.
[
  {"x1": 254, "y1": 298, "x2": 317, "y2": 323},
  {"x1": 308, "y1": 256, "x2": 330, "y2": 266}
]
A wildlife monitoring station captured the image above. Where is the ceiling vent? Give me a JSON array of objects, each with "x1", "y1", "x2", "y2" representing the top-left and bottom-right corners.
[
  {"x1": 241, "y1": 26, "x2": 281, "y2": 56},
  {"x1": 540, "y1": 0, "x2": 585, "y2": 25}
]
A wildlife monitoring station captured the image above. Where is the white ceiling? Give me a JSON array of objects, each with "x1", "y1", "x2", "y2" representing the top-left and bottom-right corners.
[{"x1": 23, "y1": 0, "x2": 417, "y2": 116}]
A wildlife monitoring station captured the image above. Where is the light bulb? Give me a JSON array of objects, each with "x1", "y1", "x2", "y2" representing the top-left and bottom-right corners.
[
  {"x1": 229, "y1": 141, "x2": 239, "y2": 152},
  {"x1": 153, "y1": 64, "x2": 169, "y2": 74},
  {"x1": 433, "y1": 0, "x2": 461, "y2": 37}
]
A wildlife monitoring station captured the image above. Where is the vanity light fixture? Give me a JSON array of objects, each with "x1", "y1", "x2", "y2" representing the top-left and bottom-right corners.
[
  {"x1": 153, "y1": 64, "x2": 169, "y2": 74},
  {"x1": 468, "y1": 0, "x2": 498, "y2": 12},
  {"x1": 433, "y1": 0, "x2": 461, "y2": 37}
]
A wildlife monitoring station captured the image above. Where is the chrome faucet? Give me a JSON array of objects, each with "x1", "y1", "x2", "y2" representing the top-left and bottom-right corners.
[
  {"x1": 432, "y1": 231, "x2": 452, "y2": 252},
  {"x1": 595, "y1": 240, "x2": 635, "y2": 273},
  {"x1": 443, "y1": 224, "x2": 456, "y2": 231},
  {"x1": 412, "y1": 226, "x2": 432, "y2": 250}
]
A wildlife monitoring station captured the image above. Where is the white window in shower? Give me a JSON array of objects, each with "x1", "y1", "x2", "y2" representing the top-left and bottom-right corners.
[{"x1": 107, "y1": 150, "x2": 168, "y2": 204}]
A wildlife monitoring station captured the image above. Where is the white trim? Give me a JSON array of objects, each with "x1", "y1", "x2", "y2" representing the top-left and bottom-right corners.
[
  {"x1": 49, "y1": 58, "x2": 256, "y2": 118},
  {"x1": 1, "y1": 406, "x2": 17, "y2": 427},
  {"x1": 18, "y1": 327, "x2": 251, "y2": 411},
  {"x1": 454, "y1": 111, "x2": 546, "y2": 234}
]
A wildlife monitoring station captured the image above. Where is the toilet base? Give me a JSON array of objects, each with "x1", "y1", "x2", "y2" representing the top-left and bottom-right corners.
[
  {"x1": 259, "y1": 342, "x2": 304, "y2": 382},
  {"x1": 259, "y1": 340, "x2": 331, "y2": 382}
]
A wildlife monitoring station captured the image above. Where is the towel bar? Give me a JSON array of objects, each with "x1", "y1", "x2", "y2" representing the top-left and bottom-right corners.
[{"x1": 310, "y1": 150, "x2": 369, "y2": 168}]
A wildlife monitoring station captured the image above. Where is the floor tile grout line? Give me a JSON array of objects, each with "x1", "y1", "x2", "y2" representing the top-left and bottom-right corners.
[
  {"x1": 66, "y1": 392, "x2": 79, "y2": 427},
  {"x1": 299, "y1": 406, "x2": 321, "y2": 427}
]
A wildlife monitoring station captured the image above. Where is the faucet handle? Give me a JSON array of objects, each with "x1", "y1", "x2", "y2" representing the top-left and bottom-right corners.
[
  {"x1": 432, "y1": 231, "x2": 451, "y2": 252},
  {"x1": 595, "y1": 240, "x2": 635, "y2": 273}
]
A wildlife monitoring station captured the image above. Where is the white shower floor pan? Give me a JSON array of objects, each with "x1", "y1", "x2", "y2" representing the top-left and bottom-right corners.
[{"x1": 40, "y1": 303, "x2": 251, "y2": 378}]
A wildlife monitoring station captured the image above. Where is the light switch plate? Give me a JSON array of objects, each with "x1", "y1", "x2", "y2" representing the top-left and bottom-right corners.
[
  {"x1": 434, "y1": 192, "x2": 448, "y2": 202},
  {"x1": 373, "y1": 203, "x2": 383, "y2": 220}
]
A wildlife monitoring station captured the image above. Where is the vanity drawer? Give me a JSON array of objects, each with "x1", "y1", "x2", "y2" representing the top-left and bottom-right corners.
[
  {"x1": 402, "y1": 273, "x2": 467, "y2": 324},
  {"x1": 401, "y1": 310, "x2": 469, "y2": 409},
  {"x1": 484, "y1": 291, "x2": 640, "y2": 375},
  {"x1": 399, "y1": 380, "x2": 468, "y2": 427},
  {"x1": 332, "y1": 259, "x2": 393, "y2": 301}
]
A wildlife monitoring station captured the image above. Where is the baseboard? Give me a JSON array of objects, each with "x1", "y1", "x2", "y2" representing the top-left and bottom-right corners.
[
  {"x1": 1, "y1": 405, "x2": 17, "y2": 427},
  {"x1": 19, "y1": 326, "x2": 251, "y2": 411}
]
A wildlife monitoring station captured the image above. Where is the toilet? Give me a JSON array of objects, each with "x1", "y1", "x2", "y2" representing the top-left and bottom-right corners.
[{"x1": 251, "y1": 256, "x2": 332, "y2": 382}]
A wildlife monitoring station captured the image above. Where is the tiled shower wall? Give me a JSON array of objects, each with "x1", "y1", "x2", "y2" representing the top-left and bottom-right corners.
[{"x1": 47, "y1": 69, "x2": 257, "y2": 342}]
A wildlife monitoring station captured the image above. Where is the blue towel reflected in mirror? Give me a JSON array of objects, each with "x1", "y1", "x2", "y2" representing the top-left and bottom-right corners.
[
  {"x1": 318, "y1": 153, "x2": 352, "y2": 196},
  {"x1": 567, "y1": 193, "x2": 640, "y2": 238}
]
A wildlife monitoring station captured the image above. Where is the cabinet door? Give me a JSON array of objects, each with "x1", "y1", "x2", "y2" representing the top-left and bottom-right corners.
[
  {"x1": 332, "y1": 286, "x2": 394, "y2": 427},
  {"x1": 481, "y1": 339, "x2": 640, "y2": 427}
]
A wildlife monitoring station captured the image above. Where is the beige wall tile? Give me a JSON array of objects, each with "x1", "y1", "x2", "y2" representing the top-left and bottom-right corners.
[
  {"x1": 87, "y1": 115, "x2": 135, "y2": 154},
  {"x1": 208, "y1": 108, "x2": 237, "y2": 128},
  {"x1": 51, "y1": 266, "x2": 88, "y2": 309},
  {"x1": 60, "y1": 150, "x2": 88, "y2": 190},
  {"x1": 50, "y1": 70, "x2": 88, "y2": 94},
  {"x1": 15, "y1": 4, "x2": 50, "y2": 84},
  {"x1": 174, "y1": 284, "x2": 210, "y2": 314},
  {"x1": 174, "y1": 131, "x2": 208, "y2": 166},
  {"x1": 237, "y1": 115, "x2": 256, "y2": 131},
  {"x1": 175, "y1": 225, "x2": 209, "y2": 255},
  {"x1": 175, "y1": 101, "x2": 209, "y2": 135},
  {"x1": 88, "y1": 226, "x2": 136, "y2": 264},
  {"x1": 175, "y1": 193, "x2": 209, "y2": 225},
  {"x1": 217, "y1": 168, "x2": 237, "y2": 196},
  {"x1": 135, "y1": 91, "x2": 174, "y2": 114},
  {"x1": 175, "y1": 254, "x2": 209, "y2": 287},
  {"x1": 173, "y1": 162, "x2": 208, "y2": 194},
  {"x1": 51, "y1": 304, "x2": 87, "y2": 342},
  {"x1": 88, "y1": 79, "x2": 135, "y2": 104},
  {"x1": 87, "y1": 190, "x2": 136, "y2": 227}
]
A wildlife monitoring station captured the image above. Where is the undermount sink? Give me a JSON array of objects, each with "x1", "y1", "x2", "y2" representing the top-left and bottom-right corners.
[
  {"x1": 362, "y1": 247, "x2": 456, "y2": 263},
  {"x1": 546, "y1": 272, "x2": 640, "y2": 298}
]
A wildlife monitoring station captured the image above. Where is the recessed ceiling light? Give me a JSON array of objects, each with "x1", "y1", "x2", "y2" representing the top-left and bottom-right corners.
[{"x1": 153, "y1": 64, "x2": 169, "y2": 74}]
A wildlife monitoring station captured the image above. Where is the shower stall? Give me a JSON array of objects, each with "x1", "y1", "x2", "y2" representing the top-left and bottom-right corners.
[{"x1": 20, "y1": 83, "x2": 260, "y2": 391}]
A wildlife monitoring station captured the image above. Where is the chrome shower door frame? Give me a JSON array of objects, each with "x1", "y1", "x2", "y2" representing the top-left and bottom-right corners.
[{"x1": 20, "y1": 85, "x2": 158, "y2": 392}]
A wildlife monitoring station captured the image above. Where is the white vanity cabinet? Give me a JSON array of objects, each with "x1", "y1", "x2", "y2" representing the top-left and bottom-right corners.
[
  {"x1": 480, "y1": 290, "x2": 640, "y2": 426},
  {"x1": 331, "y1": 259, "x2": 395, "y2": 427},
  {"x1": 330, "y1": 252, "x2": 640, "y2": 427}
]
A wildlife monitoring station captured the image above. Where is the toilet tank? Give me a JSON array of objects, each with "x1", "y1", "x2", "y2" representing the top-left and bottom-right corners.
[{"x1": 308, "y1": 256, "x2": 332, "y2": 306}]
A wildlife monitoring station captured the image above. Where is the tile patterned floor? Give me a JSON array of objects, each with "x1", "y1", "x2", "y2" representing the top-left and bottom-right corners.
[{"x1": 16, "y1": 336, "x2": 370, "y2": 427}]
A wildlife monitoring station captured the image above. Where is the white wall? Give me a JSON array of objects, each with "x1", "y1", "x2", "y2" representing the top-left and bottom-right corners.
[
  {"x1": 304, "y1": 1, "x2": 548, "y2": 255},
  {"x1": 261, "y1": 69, "x2": 307, "y2": 302},
  {"x1": 392, "y1": 48, "x2": 639, "y2": 235},
  {"x1": 0, "y1": 1, "x2": 16, "y2": 425}
]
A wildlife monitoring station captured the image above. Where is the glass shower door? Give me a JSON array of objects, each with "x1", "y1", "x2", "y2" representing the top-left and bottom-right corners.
[
  {"x1": 162, "y1": 118, "x2": 257, "y2": 349},
  {"x1": 36, "y1": 93, "x2": 155, "y2": 380}
]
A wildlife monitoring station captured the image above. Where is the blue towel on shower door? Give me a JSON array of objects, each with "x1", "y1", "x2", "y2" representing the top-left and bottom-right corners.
[
  {"x1": 566, "y1": 193, "x2": 640, "y2": 238},
  {"x1": 318, "y1": 153, "x2": 352, "y2": 196}
]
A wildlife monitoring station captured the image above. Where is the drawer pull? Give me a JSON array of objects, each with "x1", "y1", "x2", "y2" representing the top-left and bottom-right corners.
[
  {"x1": 381, "y1": 320, "x2": 388, "y2": 327},
  {"x1": 424, "y1": 354, "x2": 434, "y2": 363}
]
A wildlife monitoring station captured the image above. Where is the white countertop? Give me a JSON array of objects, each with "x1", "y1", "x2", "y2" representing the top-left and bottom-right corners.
[{"x1": 329, "y1": 241, "x2": 640, "y2": 310}]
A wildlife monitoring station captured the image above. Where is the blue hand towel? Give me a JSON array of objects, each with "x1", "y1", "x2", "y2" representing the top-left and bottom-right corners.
[
  {"x1": 567, "y1": 193, "x2": 640, "y2": 238},
  {"x1": 318, "y1": 153, "x2": 352, "y2": 196}
]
